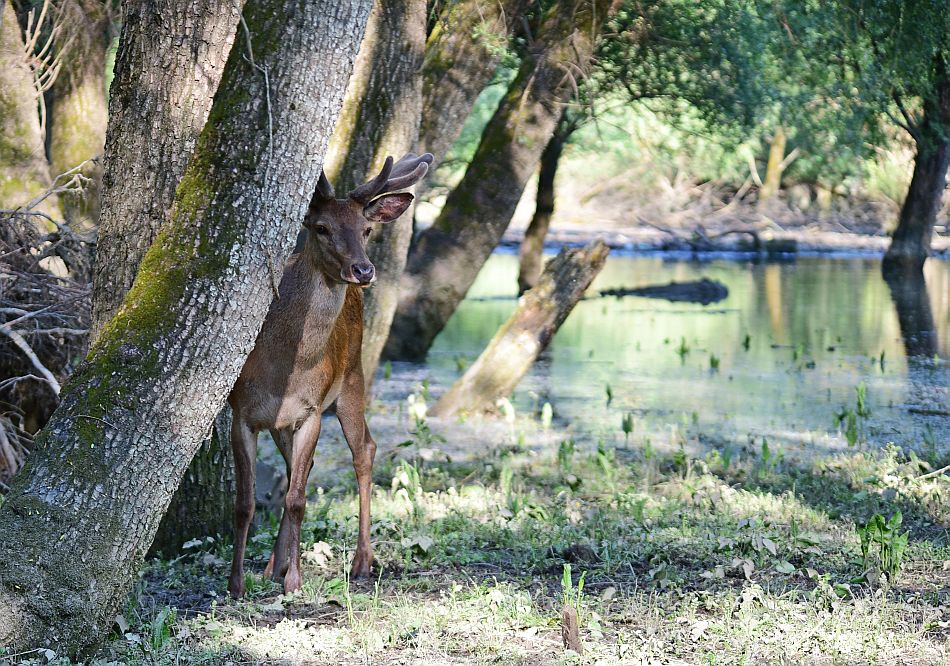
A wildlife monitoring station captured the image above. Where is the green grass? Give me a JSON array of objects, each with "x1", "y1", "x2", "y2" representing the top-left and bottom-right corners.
[{"x1": 71, "y1": 432, "x2": 950, "y2": 665}]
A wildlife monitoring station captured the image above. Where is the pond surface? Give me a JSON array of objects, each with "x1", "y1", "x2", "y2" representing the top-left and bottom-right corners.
[{"x1": 382, "y1": 252, "x2": 949, "y2": 458}]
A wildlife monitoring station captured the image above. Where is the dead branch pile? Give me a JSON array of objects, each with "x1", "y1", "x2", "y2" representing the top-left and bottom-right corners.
[{"x1": 0, "y1": 207, "x2": 92, "y2": 487}]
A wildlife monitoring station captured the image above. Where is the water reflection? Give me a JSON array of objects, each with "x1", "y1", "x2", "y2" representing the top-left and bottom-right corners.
[
  {"x1": 884, "y1": 264, "x2": 938, "y2": 358},
  {"x1": 384, "y1": 252, "x2": 948, "y2": 456}
]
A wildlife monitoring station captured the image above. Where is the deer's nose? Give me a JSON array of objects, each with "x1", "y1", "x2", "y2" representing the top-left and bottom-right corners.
[{"x1": 351, "y1": 262, "x2": 375, "y2": 284}]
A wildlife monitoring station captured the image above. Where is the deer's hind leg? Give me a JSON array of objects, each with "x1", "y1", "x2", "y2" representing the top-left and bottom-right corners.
[
  {"x1": 336, "y1": 369, "x2": 377, "y2": 578},
  {"x1": 228, "y1": 415, "x2": 258, "y2": 598}
]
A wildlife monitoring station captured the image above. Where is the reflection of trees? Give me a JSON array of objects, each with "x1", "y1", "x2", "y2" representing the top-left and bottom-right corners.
[{"x1": 884, "y1": 264, "x2": 938, "y2": 358}]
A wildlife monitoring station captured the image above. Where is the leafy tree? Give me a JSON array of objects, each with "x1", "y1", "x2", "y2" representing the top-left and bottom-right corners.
[{"x1": 782, "y1": 0, "x2": 949, "y2": 269}]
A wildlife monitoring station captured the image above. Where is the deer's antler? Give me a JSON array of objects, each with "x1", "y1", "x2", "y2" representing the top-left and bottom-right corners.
[{"x1": 348, "y1": 152, "x2": 434, "y2": 205}]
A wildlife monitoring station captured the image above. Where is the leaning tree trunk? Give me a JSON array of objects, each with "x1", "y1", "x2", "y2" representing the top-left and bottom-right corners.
[
  {"x1": 518, "y1": 111, "x2": 570, "y2": 295},
  {"x1": 48, "y1": 0, "x2": 112, "y2": 223},
  {"x1": 324, "y1": 0, "x2": 425, "y2": 390},
  {"x1": 433, "y1": 241, "x2": 608, "y2": 417},
  {"x1": 88, "y1": 0, "x2": 245, "y2": 553},
  {"x1": 0, "y1": 0, "x2": 370, "y2": 656},
  {"x1": 884, "y1": 70, "x2": 950, "y2": 271},
  {"x1": 385, "y1": 0, "x2": 612, "y2": 361},
  {"x1": 0, "y1": 0, "x2": 60, "y2": 219},
  {"x1": 417, "y1": 0, "x2": 531, "y2": 171},
  {"x1": 90, "y1": 0, "x2": 246, "y2": 338}
]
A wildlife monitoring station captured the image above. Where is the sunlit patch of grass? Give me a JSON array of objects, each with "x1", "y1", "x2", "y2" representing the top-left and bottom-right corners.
[{"x1": 102, "y1": 430, "x2": 949, "y2": 665}]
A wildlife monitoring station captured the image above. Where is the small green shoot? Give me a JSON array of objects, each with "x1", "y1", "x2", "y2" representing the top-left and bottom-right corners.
[
  {"x1": 676, "y1": 337, "x2": 690, "y2": 360},
  {"x1": 621, "y1": 412, "x2": 634, "y2": 441},
  {"x1": 561, "y1": 563, "x2": 586, "y2": 611},
  {"x1": 541, "y1": 402, "x2": 553, "y2": 429}
]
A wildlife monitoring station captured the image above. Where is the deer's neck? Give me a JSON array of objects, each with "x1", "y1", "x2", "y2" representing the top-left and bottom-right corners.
[{"x1": 263, "y1": 255, "x2": 348, "y2": 364}]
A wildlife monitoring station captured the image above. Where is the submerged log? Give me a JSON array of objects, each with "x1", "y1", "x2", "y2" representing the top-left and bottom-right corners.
[
  {"x1": 432, "y1": 241, "x2": 608, "y2": 417},
  {"x1": 600, "y1": 278, "x2": 728, "y2": 305}
]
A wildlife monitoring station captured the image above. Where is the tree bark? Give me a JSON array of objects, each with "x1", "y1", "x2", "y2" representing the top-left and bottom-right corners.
[
  {"x1": 417, "y1": 0, "x2": 531, "y2": 169},
  {"x1": 758, "y1": 124, "x2": 786, "y2": 203},
  {"x1": 0, "y1": 0, "x2": 370, "y2": 655},
  {"x1": 432, "y1": 240, "x2": 608, "y2": 417},
  {"x1": 385, "y1": 0, "x2": 612, "y2": 361},
  {"x1": 89, "y1": 0, "x2": 246, "y2": 339},
  {"x1": 48, "y1": 0, "x2": 112, "y2": 223},
  {"x1": 324, "y1": 0, "x2": 425, "y2": 390},
  {"x1": 86, "y1": 0, "x2": 245, "y2": 556},
  {"x1": 0, "y1": 0, "x2": 60, "y2": 219},
  {"x1": 884, "y1": 66, "x2": 950, "y2": 271},
  {"x1": 518, "y1": 112, "x2": 569, "y2": 295},
  {"x1": 150, "y1": 410, "x2": 235, "y2": 556}
]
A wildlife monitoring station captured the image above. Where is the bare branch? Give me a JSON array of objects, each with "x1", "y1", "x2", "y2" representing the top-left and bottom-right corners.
[{"x1": 0, "y1": 326, "x2": 61, "y2": 395}]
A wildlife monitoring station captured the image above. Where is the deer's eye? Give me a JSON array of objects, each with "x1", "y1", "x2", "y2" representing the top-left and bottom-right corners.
[
  {"x1": 315, "y1": 225, "x2": 330, "y2": 236},
  {"x1": 363, "y1": 228, "x2": 373, "y2": 238}
]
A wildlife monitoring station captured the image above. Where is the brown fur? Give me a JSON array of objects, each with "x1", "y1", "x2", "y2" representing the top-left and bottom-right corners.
[{"x1": 225, "y1": 153, "x2": 431, "y2": 597}]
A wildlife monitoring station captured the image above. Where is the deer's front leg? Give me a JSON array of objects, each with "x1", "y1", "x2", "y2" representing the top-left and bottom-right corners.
[
  {"x1": 228, "y1": 415, "x2": 258, "y2": 598},
  {"x1": 282, "y1": 416, "x2": 321, "y2": 594},
  {"x1": 337, "y1": 370, "x2": 377, "y2": 578}
]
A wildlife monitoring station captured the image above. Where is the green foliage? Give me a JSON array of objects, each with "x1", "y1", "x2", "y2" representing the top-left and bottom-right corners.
[{"x1": 857, "y1": 511, "x2": 909, "y2": 582}]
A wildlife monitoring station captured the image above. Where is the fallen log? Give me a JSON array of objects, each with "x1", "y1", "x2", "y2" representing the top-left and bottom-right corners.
[
  {"x1": 600, "y1": 277, "x2": 728, "y2": 305},
  {"x1": 432, "y1": 240, "x2": 608, "y2": 417}
]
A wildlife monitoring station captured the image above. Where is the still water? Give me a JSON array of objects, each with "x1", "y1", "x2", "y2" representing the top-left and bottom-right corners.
[{"x1": 386, "y1": 252, "x2": 948, "y2": 457}]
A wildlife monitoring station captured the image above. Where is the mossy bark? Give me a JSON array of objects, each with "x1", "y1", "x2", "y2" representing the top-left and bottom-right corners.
[
  {"x1": 417, "y1": 0, "x2": 531, "y2": 171},
  {"x1": 0, "y1": 0, "x2": 60, "y2": 220},
  {"x1": 89, "y1": 0, "x2": 246, "y2": 338},
  {"x1": 324, "y1": 0, "x2": 425, "y2": 391},
  {"x1": 0, "y1": 0, "x2": 370, "y2": 656},
  {"x1": 385, "y1": 0, "x2": 612, "y2": 361},
  {"x1": 48, "y1": 3, "x2": 111, "y2": 223},
  {"x1": 518, "y1": 114, "x2": 569, "y2": 295},
  {"x1": 432, "y1": 241, "x2": 608, "y2": 417},
  {"x1": 86, "y1": 0, "x2": 244, "y2": 553}
]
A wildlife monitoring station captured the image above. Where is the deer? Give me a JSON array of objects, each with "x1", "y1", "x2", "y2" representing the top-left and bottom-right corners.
[{"x1": 226, "y1": 152, "x2": 433, "y2": 598}]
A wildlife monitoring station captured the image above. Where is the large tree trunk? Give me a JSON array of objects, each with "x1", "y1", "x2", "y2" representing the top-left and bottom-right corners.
[
  {"x1": 48, "y1": 0, "x2": 112, "y2": 223},
  {"x1": 87, "y1": 0, "x2": 245, "y2": 553},
  {"x1": 517, "y1": 112, "x2": 569, "y2": 295},
  {"x1": 90, "y1": 0, "x2": 246, "y2": 338},
  {"x1": 324, "y1": 0, "x2": 425, "y2": 390},
  {"x1": 432, "y1": 240, "x2": 608, "y2": 417},
  {"x1": 150, "y1": 411, "x2": 235, "y2": 556},
  {"x1": 0, "y1": 0, "x2": 60, "y2": 219},
  {"x1": 884, "y1": 69, "x2": 950, "y2": 271},
  {"x1": 0, "y1": 0, "x2": 370, "y2": 655},
  {"x1": 417, "y1": 0, "x2": 531, "y2": 169},
  {"x1": 385, "y1": 0, "x2": 611, "y2": 361}
]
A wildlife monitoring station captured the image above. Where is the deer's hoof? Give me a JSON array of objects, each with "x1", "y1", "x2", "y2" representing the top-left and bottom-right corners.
[
  {"x1": 283, "y1": 569, "x2": 302, "y2": 594},
  {"x1": 350, "y1": 550, "x2": 374, "y2": 579}
]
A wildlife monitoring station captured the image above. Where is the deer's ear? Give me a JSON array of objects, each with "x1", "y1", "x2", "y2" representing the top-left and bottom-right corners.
[{"x1": 364, "y1": 192, "x2": 413, "y2": 223}]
